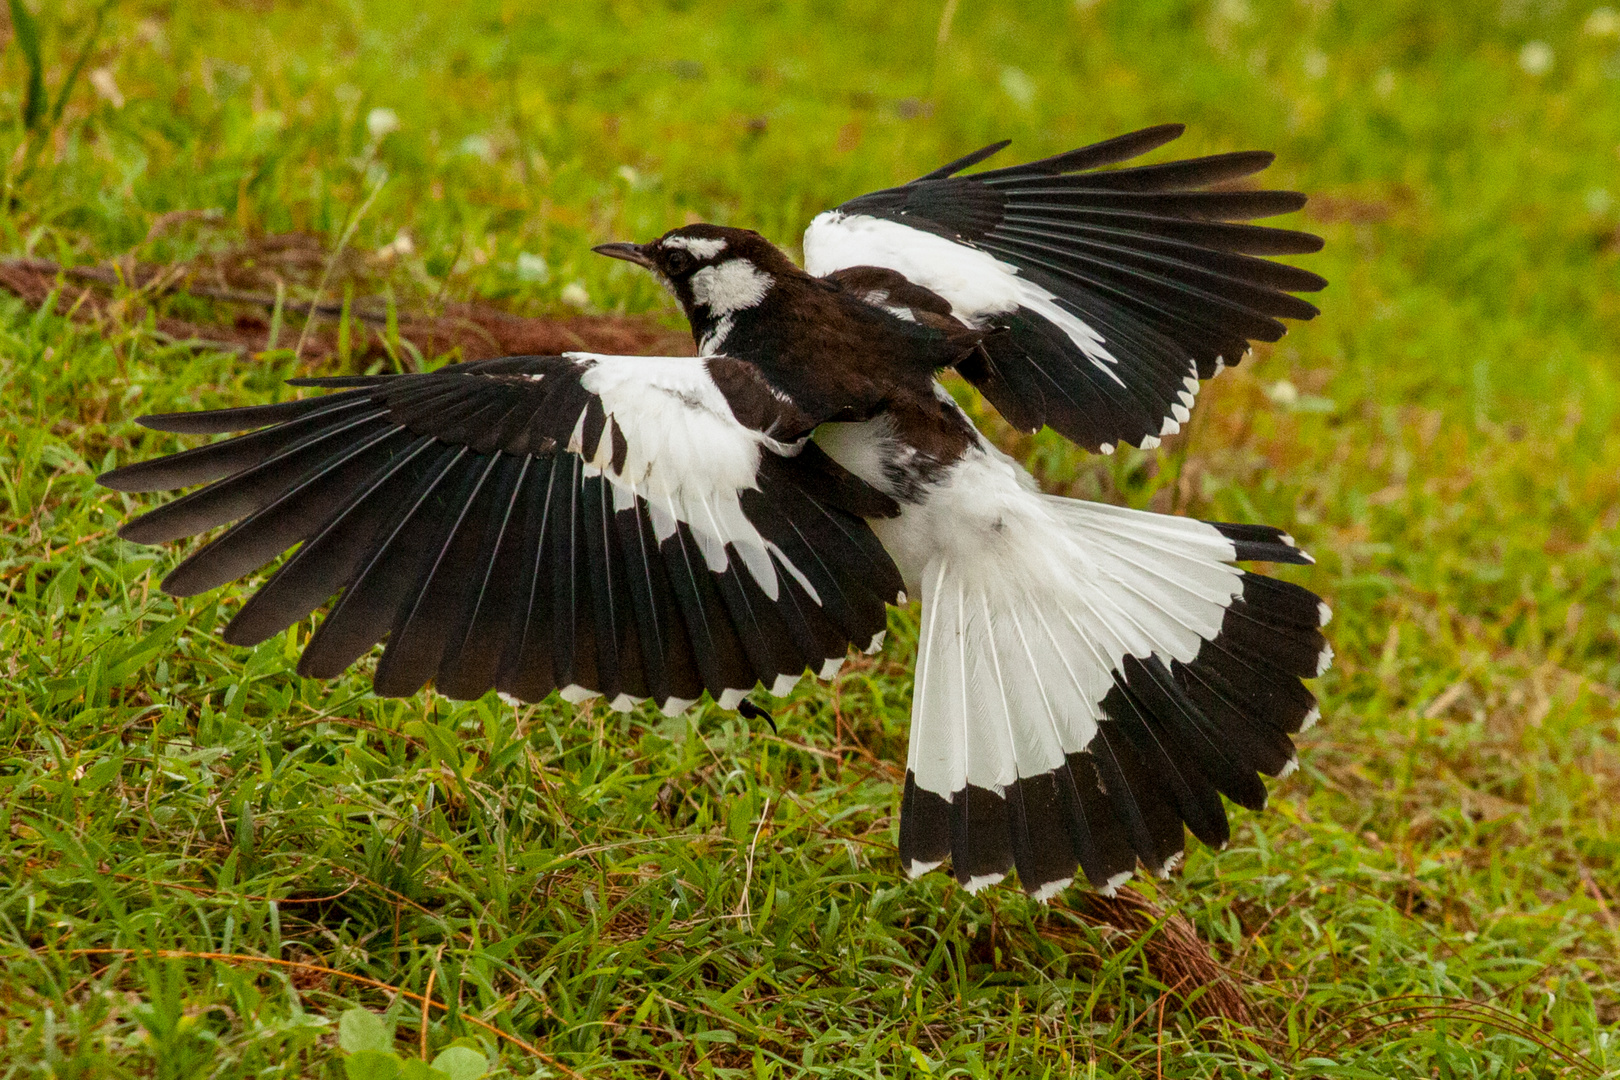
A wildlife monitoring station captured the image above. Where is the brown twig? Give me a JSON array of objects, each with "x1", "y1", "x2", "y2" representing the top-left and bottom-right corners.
[
  {"x1": 1056, "y1": 887, "x2": 1253, "y2": 1028},
  {"x1": 420, "y1": 952, "x2": 440, "y2": 1060},
  {"x1": 0, "y1": 253, "x2": 691, "y2": 364},
  {"x1": 4, "y1": 255, "x2": 387, "y2": 321}
]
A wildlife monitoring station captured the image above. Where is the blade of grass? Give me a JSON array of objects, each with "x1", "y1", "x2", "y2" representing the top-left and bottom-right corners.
[
  {"x1": 8, "y1": 0, "x2": 44, "y2": 132},
  {"x1": 62, "y1": 948, "x2": 581, "y2": 1076}
]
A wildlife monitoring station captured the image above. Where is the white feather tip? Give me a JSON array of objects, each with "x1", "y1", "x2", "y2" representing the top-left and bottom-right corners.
[
  {"x1": 1031, "y1": 878, "x2": 1072, "y2": 903},
  {"x1": 1098, "y1": 870, "x2": 1134, "y2": 898},
  {"x1": 1316, "y1": 643, "x2": 1334, "y2": 676},
  {"x1": 963, "y1": 873, "x2": 1003, "y2": 895}
]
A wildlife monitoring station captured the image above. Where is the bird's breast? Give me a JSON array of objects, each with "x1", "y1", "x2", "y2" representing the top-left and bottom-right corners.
[{"x1": 816, "y1": 413, "x2": 1063, "y2": 598}]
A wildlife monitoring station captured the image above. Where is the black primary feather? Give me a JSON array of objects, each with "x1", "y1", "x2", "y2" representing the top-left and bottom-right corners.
[
  {"x1": 820, "y1": 124, "x2": 1325, "y2": 452},
  {"x1": 97, "y1": 354, "x2": 905, "y2": 714}
]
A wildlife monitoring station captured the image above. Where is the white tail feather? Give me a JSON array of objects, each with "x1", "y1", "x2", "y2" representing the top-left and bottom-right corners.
[
  {"x1": 820, "y1": 403, "x2": 1324, "y2": 896},
  {"x1": 897, "y1": 445, "x2": 1248, "y2": 803}
]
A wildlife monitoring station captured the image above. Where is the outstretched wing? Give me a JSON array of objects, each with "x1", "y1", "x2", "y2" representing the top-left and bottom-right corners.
[
  {"x1": 99, "y1": 353, "x2": 906, "y2": 714},
  {"x1": 803, "y1": 124, "x2": 1326, "y2": 453}
]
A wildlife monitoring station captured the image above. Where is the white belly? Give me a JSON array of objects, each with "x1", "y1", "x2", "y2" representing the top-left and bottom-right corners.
[{"x1": 812, "y1": 412, "x2": 1056, "y2": 598}]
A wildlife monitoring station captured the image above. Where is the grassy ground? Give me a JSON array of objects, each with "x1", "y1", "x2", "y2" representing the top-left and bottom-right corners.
[{"x1": 3, "y1": 0, "x2": 1619, "y2": 1075}]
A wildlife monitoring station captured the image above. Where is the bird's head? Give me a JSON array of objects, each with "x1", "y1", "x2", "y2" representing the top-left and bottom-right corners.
[{"x1": 593, "y1": 224, "x2": 799, "y2": 354}]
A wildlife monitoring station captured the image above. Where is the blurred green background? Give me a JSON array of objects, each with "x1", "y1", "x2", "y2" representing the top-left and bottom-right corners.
[{"x1": 2, "y1": 0, "x2": 1619, "y2": 1076}]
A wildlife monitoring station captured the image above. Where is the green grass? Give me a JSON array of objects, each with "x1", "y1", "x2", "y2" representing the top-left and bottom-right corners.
[{"x1": 3, "y1": 0, "x2": 1620, "y2": 1075}]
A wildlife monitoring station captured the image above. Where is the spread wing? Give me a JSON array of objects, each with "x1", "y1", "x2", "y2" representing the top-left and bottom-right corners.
[
  {"x1": 98, "y1": 353, "x2": 906, "y2": 714},
  {"x1": 803, "y1": 124, "x2": 1326, "y2": 453}
]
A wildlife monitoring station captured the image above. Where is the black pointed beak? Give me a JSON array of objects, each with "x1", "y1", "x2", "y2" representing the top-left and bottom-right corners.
[{"x1": 592, "y1": 241, "x2": 655, "y2": 269}]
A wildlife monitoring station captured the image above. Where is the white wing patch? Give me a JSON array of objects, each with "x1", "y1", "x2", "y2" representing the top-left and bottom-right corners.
[
  {"x1": 568, "y1": 352, "x2": 807, "y2": 603},
  {"x1": 803, "y1": 211, "x2": 1121, "y2": 381}
]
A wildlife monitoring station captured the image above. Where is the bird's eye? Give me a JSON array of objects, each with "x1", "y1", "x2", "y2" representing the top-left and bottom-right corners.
[{"x1": 663, "y1": 249, "x2": 694, "y2": 275}]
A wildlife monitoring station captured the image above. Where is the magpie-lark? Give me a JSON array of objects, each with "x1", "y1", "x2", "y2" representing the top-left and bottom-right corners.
[{"x1": 99, "y1": 124, "x2": 1332, "y2": 899}]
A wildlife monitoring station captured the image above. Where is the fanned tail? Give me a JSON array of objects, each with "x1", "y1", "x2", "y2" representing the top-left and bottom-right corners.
[{"x1": 896, "y1": 494, "x2": 1329, "y2": 898}]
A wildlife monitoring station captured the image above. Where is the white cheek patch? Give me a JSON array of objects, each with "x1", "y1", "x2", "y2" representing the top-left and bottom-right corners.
[
  {"x1": 690, "y1": 260, "x2": 772, "y2": 316},
  {"x1": 662, "y1": 236, "x2": 728, "y2": 259}
]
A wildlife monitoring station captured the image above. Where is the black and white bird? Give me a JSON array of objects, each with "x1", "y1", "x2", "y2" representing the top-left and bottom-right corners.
[{"x1": 99, "y1": 124, "x2": 1332, "y2": 899}]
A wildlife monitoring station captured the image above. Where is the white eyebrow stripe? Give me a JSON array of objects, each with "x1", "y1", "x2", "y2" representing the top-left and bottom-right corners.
[{"x1": 662, "y1": 236, "x2": 728, "y2": 258}]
